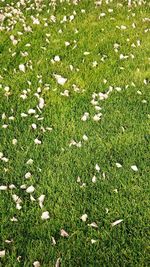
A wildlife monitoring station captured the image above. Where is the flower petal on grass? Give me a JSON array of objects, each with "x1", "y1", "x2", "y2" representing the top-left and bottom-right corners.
[
  {"x1": 131, "y1": 165, "x2": 138, "y2": 171},
  {"x1": 33, "y1": 261, "x2": 40, "y2": 267},
  {"x1": 26, "y1": 185, "x2": 35, "y2": 193},
  {"x1": 80, "y1": 214, "x2": 88, "y2": 222},
  {"x1": 60, "y1": 229, "x2": 69, "y2": 237},
  {"x1": 0, "y1": 250, "x2": 5, "y2": 258},
  {"x1": 53, "y1": 74, "x2": 67, "y2": 85},
  {"x1": 19, "y1": 64, "x2": 25, "y2": 72},
  {"x1": 41, "y1": 211, "x2": 50, "y2": 220},
  {"x1": 55, "y1": 258, "x2": 61, "y2": 267},
  {"x1": 0, "y1": 185, "x2": 7, "y2": 190},
  {"x1": 88, "y1": 222, "x2": 98, "y2": 228},
  {"x1": 111, "y1": 219, "x2": 123, "y2": 227}
]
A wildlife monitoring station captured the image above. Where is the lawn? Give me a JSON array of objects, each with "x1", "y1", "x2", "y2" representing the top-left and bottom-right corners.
[{"x1": 0, "y1": 0, "x2": 150, "y2": 266}]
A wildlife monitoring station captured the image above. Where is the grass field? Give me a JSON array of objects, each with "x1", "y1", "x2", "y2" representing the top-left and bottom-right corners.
[{"x1": 0, "y1": 0, "x2": 150, "y2": 266}]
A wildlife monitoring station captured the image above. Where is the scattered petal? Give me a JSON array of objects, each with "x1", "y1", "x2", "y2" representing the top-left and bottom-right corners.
[
  {"x1": 26, "y1": 185, "x2": 35, "y2": 194},
  {"x1": 131, "y1": 165, "x2": 138, "y2": 171},
  {"x1": 0, "y1": 250, "x2": 5, "y2": 258},
  {"x1": 60, "y1": 229, "x2": 69, "y2": 237},
  {"x1": 111, "y1": 219, "x2": 123, "y2": 227},
  {"x1": 41, "y1": 211, "x2": 50, "y2": 220},
  {"x1": 33, "y1": 261, "x2": 40, "y2": 267},
  {"x1": 80, "y1": 214, "x2": 88, "y2": 222}
]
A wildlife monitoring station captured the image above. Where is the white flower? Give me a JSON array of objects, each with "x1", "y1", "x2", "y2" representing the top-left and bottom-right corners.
[
  {"x1": 26, "y1": 185, "x2": 35, "y2": 193},
  {"x1": 0, "y1": 250, "x2": 5, "y2": 258},
  {"x1": 80, "y1": 214, "x2": 88, "y2": 222},
  {"x1": 34, "y1": 138, "x2": 41, "y2": 145},
  {"x1": 41, "y1": 211, "x2": 50, "y2": 220},
  {"x1": 19, "y1": 64, "x2": 25, "y2": 72},
  {"x1": 25, "y1": 172, "x2": 31, "y2": 179},
  {"x1": 111, "y1": 219, "x2": 123, "y2": 227},
  {"x1": 0, "y1": 185, "x2": 7, "y2": 190},
  {"x1": 95, "y1": 164, "x2": 100, "y2": 172},
  {"x1": 33, "y1": 261, "x2": 40, "y2": 267},
  {"x1": 116, "y1": 163, "x2": 122, "y2": 168},
  {"x1": 131, "y1": 165, "x2": 138, "y2": 171}
]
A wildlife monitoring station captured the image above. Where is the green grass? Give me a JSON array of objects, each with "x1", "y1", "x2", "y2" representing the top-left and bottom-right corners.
[{"x1": 0, "y1": 0, "x2": 150, "y2": 266}]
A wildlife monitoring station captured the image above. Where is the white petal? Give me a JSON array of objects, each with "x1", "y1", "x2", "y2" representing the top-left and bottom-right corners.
[
  {"x1": 55, "y1": 258, "x2": 61, "y2": 267},
  {"x1": 34, "y1": 138, "x2": 41, "y2": 145},
  {"x1": 0, "y1": 250, "x2": 5, "y2": 258},
  {"x1": 80, "y1": 214, "x2": 88, "y2": 222},
  {"x1": 116, "y1": 163, "x2": 122, "y2": 168},
  {"x1": 31, "y1": 123, "x2": 37, "y2": 129},
  {"x1": 92, "y1": 176, "x2": 97, "y2": 183},
  {"x1": 33, "y1": 261, "x2": 40, "y2": 267},
  {"x1": 9, "y1": 184, "x2": 16, "y2": 189},
  {"x1": 38, "y1": 194, "x2": 45, "y2": 208},
  {"x1": 91, "y1": 239, "x2": 97, "y2": 244},
  {"x1": 83, "y1": 134, "x2": 88, "y2": 141},
  {"x1": 10, "y1": 217, "x2": 18, "y2": 222},
  {"x1": 25, "y1": 172, "x2": 31, "y2": 179},
  {"x1": 26, "y1": 159, "x2": 33, "y2": 165},
  {"x1": 19, "y1": 64, "x2": 25, "y2": 72},
  {"x1": 131, "y1": 165, "x2": 138, "y2": 171},
  {"x1": 53, "y1": 74, "x2": 67, "y2": 85},
  {"x1": 39, "y1": 98, "x2": 44, "y2": 109},
  {"x1": 0, "y1": 185, "x2": 7, "y2": 190},
  {"x1": 60, "y1": 229, "x2": 69, "y2": 237},
  {"x1": 26, "y1": 185, "x2": 35, "y2": 193},
  {"x1": 88, "y1": 222, "x2": 98, "y2": 228},
  {"x1": 54, "y1": 55, "x2": 60, "y2": 62},
  {"x1": 111, "y1": 219, "x2": 123, "y2": 227},
  {"x1": 12, "y1": 139, "x2": 17, "y2": 145},
  {"x1": 41, "y1": 211, "x2": 50, "y2": 220},
  {"x1": 51, "y1": 236, "x2": 56, "y2": 246},
  {"x1": 28, "y1": 109, "x2": 36, "y2": 114},
  {"x1": 95, "y1": 164, "x2": 100, "y2": 172}
]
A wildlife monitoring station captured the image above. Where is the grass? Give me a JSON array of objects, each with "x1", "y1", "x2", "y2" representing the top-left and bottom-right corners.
[{"x1": 0, "y1": 0, "x2": 150, "y2": 266}]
